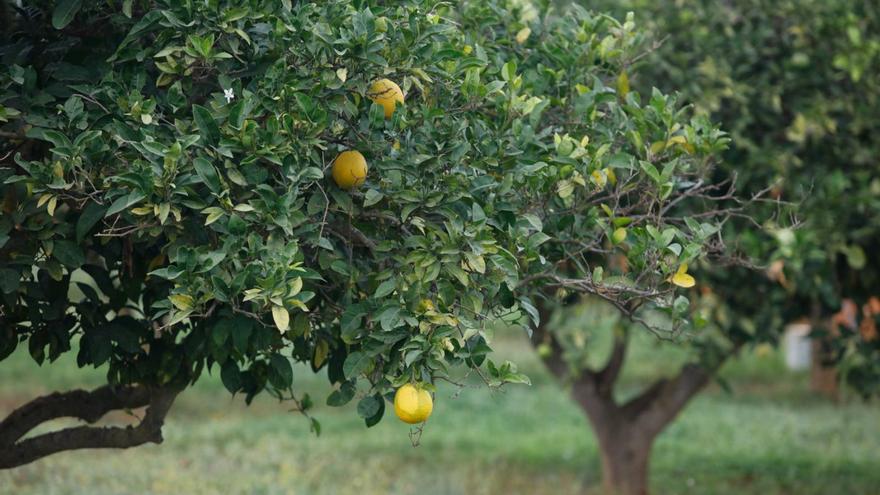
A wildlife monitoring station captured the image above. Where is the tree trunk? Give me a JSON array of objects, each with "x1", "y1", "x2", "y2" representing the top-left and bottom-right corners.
[
  {"x1": 594, "y1": 423, "x2": 653, "y2": 495},
  {"x1": 530, "y1": 300, "x2": 737, "y2": 495}
]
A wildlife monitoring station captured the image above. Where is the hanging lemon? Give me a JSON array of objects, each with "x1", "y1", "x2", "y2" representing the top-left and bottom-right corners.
[
  {"x1": 367, "y1": 78, "x2": 404, "y2": 118},
  {"x1": 394, "y1": 383, "x2": 433, "y2": 424},
  {"x1": 331, "y1": 150, "x2": 368, "y2": 189}
]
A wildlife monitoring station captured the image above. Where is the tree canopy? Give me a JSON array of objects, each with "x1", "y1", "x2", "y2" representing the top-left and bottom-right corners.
[{"x1": 1, "y1": 0, "x2": 735, "y2": 468}]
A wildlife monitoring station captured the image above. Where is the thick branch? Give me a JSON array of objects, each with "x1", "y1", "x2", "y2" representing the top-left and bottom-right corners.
[
  {"x1": 529, "y1": 300, "x2": 574, "y2": 381},
  {"x1": 530, "y1": 299, "x2": 622, "y2": 425},
  {"x1": 595, "y1": 330, "x2": 629, "y2": 398},
  {"x1": 327, "y1": 222, "x2": 377, "y2": 251},
  {"x1": 0, "y1": 385, "x2": 151, "y2": 446},
  {"x1": 621, "y1": 344, "x2": 742, "y2": 434},
  {"x1": 0, "y1": 386, "x2": 180, "y2": 469}
]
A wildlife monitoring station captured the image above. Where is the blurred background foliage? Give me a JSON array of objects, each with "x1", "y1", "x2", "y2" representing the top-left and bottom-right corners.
[{"x1": 585, "y1": 0, "x2": 880, "y2": 395}]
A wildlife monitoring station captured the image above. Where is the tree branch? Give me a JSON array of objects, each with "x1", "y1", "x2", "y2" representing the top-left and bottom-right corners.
[
  {"x1": 0, "y1": 385, "x2": 181, "y2": 469},
  {"x1": 621, "y1": 343, "x2": 743, "y2": 433},
  {"x1": 529, "y1": 300, "x2": 574, "y2": 381},
  {"x1": 327, "y1": 222, "x2": 377, "y2": 252},
  {"x1": 595, "y1": 329, "x2": 629, "y2": 398},
  {"x1": 0, "y1": 385, "x2": 150, "y2": 446}
]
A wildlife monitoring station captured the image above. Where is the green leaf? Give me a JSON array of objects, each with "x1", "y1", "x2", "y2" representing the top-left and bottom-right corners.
[
  {"x1": 193, "y1": 157, "x2": 222, "y2": 193},
  {"x1": 291, "y1": 313, "x2": 310, "y2": 338},
  {"x1": 52, "y1": 0, "x2": 82, "y2": 29},
  {"x1": 221, "y1": 361, "x2": 242, "y2": 393},
  {"x1": 228, "y1": 99, "x2": 249, "y2": 129},
  {"x1": 377, "y1": 305, "x2": 401, "y2": 331},
  {"x1": 326, "y1": 381, "x2": 356, "y2": 406},
  {"x1": 76, "y1": 201, "x2": 108, "y2": 243},
  {"x1": 0, "y1": 268, "x2": 20, "y2": 294},
  {"x1": 53, "y1": 241, "x2": 85, "y2": 268},
  {"x1": 639, "y1": 161, "x2": 661, "y2": 184},
  {"x1": 148, "y1": 267, "x2": 185, "y2": 280},
  {"x1": 356, "y1": 394, "x2": 381, "y2": 419},
  {"x1": 212, "y1": 319, "x2": 232, "y2": 347},
  {"x1": 363, "y1": 394, "x2": 385, "y2": 427},
  {"x1": 269, "y1": 354, "x2": 293, "y2": 389},
  {"x1": 192, "y1": 104, "x2": 220, "y2": 145},
  {"x1": 373, "y1": 279, "x2": 396, "y2": 298},
  {"x1": 342, "y1": 351, "x2": 371, "y2": 379},
  {"x1": 502, "y1": 60, "x2": 517, "y2": 81},
  {"x1": 104, "y1": 191, "x2": 146, "y2": 217},
  {"x1": 364, "y1": 189, "x2": 384, "y2": 207},
  {"x1": 340, "y1": 305, "x2": 365, "y2": 343}
]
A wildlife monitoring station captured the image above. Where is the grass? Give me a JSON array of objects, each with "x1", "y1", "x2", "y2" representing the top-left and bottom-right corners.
[{"x1": 1, "y1": 327, "x2": 878, "y2": 495}]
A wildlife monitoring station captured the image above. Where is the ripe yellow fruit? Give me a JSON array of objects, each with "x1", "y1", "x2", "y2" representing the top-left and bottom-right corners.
[
  {"x1": 331, "y1": 150, "x2": 368, "y2": 189},
  {"x1": 394, "y1": 383, "x2": 433, "y2": 424},
  {"x1": 368, "y1": 78, "x2": 404, "y2": 118}
]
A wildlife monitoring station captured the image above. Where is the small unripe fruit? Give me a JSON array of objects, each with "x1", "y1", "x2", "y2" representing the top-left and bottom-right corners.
[{"x1": 375, "y1": 16, "x2": 388, "y2": 33}]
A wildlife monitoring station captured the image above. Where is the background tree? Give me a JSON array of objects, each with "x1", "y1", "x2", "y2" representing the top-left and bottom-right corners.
[
  {"x1": 0, "y1": 0, "x2": 736, "y2": 474},
  {"x1": 508, "y1": 0, "x2": 880, "y2": 493},
  {"x1": 586, "y1": 0, "x2": 880, "y2": 397}
]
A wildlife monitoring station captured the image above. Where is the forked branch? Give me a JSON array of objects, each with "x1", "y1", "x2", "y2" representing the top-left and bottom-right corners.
[{"x1": 0, "y1": 385, "x2": 181, "y2": 469}]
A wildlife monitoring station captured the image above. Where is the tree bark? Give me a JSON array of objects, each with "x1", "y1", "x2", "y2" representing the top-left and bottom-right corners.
[{"x1": 595, "y1": 424, "x2": 654, "y2": 495}]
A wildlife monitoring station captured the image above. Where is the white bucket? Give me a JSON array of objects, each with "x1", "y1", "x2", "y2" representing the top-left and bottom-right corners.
[{"x1": 783, "y1": 323, "x2": 812, "y2": 371}]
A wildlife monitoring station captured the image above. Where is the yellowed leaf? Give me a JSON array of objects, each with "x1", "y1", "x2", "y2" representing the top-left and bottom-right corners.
[
  {"x1": 591, "y1": 170, "x2": 607, "y2": 189},
  {"x1": 169, "y1": 294, "x2": 194, "y2": 311},
  {"x1": 272, "y1": 304, "x2": 290, "y2": 332},
  {"x1": 671, "y1": 264, "x2": 696, "y2": 288},
  {"x1": 312, "y1": 339, "x2": 329, "y2": 368},
  {"x1": 617, "y1": 71, "x2": 630, "y2": 98},
  {"x1": 604, "y1": 167, "x2": 617, "y2": 186}
]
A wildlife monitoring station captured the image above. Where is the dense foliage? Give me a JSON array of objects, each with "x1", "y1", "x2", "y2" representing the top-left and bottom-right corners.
[
  {"x1": 0, "y1": 0, "x2": 730, "y2": 445},
  {"x1": 583, "y1": 0, "x2": 880, "y2": 395}
]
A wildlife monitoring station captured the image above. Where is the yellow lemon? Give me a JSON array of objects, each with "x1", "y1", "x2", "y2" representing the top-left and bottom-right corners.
[
  {"x1": 331, "y1": 150, "x2": 368, "y2": 189},
  {"x1": 394, "y1": 383, "x2": 433, "y2": 424},
  {"x1": 367, "y1": 78, "x2": 404, "y2": 119}
]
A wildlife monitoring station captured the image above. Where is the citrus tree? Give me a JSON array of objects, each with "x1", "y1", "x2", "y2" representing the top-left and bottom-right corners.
[
  {"x1": 499, "y1": 0, "x2": 879, "y2": 493},
  {"x1": 585, "y1": 0, "x2": 880, "y2": 395},
  {"x1": 0, "y1": 0, "x2": 737, "y2": 482}
]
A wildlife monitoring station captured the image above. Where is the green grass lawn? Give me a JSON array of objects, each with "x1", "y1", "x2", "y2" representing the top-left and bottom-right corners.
[{"x1": 1, "y1": 330, "x2": 878, "y2": 495}]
